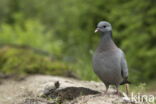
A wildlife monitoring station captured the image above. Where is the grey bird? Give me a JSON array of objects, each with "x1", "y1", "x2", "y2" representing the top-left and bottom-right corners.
[{"x1": 92, "y1": 21, "x2": 130, "y2": 96}]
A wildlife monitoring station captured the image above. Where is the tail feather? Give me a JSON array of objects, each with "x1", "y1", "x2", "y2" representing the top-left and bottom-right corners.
[{"x1": 120, "y1": 80, "x2": 131, "y2": 85}]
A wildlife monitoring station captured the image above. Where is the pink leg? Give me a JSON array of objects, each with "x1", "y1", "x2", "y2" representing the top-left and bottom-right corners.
[
  {"x1": 116, "y1": 85, "x2": 120, "y2": 96},
  {"x1": 116, "y1": 88, "x2": 120, "y2": 96},
  {"x1": 104, "y1": 88, "x2": 108, "y2": 95},
  {"x1": 104, "y1": 84, "x2": 109, "y2": 95}
]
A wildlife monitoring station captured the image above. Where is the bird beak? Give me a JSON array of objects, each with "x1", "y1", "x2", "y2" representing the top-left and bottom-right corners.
[{"x1": 95, "y1": 28, "x2": 99, "y2": 33}]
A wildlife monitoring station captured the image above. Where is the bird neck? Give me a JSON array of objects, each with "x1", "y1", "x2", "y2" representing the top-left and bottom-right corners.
[{"x1": 97, "y1": 31, "x2": 117, "y2": 52}]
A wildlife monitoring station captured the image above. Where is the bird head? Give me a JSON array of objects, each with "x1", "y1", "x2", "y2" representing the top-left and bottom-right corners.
[{"x1": 95, "y1": 21, "x2": 112, "y2": 33}]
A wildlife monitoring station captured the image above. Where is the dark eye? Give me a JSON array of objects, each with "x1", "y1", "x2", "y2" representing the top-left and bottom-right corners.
[{"x1": 103, "y1": 26, "x2": 106, "y2": 28}]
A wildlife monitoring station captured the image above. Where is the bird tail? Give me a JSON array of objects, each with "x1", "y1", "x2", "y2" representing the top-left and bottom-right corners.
[{"x1": 120, "y1": 80, "x2": 131, "y2": 85}]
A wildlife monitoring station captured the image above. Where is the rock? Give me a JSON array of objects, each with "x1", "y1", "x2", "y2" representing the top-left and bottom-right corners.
[{"x1": 0, "y1": 75, "x2": 134, "y2": 104}]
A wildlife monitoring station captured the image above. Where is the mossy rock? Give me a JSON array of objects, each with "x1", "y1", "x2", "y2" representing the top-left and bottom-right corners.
[{"x1": 0, "y1": 45, "x2": 75, "y2": 78}]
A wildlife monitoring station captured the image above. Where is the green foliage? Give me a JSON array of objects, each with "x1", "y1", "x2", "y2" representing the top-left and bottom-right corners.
[
  {"x1": 0, "y1": 46, "x2": 71, "y2": 78},
  {"x1": 120, "y1": 83, "x2": 147, "y2": 95},
  {"x1": 70, "y1": 57, "x2": 99, "y2": 81},
  {"x1": 0, "y1": 17, "x2": 63, "y2": 56},
  {"x1": 0, "y1": 0, "x2": 155, "y2": 83}
]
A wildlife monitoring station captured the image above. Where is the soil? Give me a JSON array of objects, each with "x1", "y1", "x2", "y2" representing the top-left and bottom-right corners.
[{"x1": 0, "y1": 75, "x2": 135, "y2": 104}]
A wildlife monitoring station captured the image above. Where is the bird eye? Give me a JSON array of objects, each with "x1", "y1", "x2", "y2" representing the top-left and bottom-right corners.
[{"x1": 103, "y1": 26, "x2": 106, "y2": 28}]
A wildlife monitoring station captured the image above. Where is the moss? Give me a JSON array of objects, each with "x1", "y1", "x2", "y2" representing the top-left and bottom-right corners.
[{"x1": 0, "y1": 46, "x2": 72, "y2": 78}]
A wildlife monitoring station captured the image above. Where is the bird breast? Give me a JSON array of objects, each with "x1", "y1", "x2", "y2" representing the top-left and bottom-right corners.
[{"x1": 92, "y1": 50, "x2": 122, "y2": 84}]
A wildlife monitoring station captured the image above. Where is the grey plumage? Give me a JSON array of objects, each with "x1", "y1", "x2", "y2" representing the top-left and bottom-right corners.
[{"x1": 92, "y1": 21, "x2": 130, "y2": 95}]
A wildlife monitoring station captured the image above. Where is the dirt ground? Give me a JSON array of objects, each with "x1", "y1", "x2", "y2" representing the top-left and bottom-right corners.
[{"x1": 0, "y1": 75, "x2": 153, "y2": 104}]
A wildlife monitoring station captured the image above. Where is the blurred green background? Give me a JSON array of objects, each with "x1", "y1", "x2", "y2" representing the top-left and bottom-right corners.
[{"x1": 0, "y1": 0, "x2": 155, "y2": 87}]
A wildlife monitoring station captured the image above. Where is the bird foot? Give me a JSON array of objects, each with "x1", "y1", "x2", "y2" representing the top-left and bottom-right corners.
[
  {"x1": 104, "y1": 89, "x2": 108, "y2": 96},
  {"x1": 116, "y1": 92, "x2": 120, "y2": 96},
  {"x1": 116, "y1": 89, "x2": 120, "y2": 96}
]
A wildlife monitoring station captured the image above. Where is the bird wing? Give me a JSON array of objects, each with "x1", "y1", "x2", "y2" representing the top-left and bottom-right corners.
[{"x1": 119, "y1": 49, "x2": 128, "y2": 80}]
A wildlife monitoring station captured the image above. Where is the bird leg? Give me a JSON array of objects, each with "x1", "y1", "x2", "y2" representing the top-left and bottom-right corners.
[
  {"x1": 116, "y1": 85, "x2": 120, "y2": 96},
  {"x1": 104, "y1": 88, "x2": 108, "y2": 95},
  {"x1": 104, "y1": 84, "x2": 109, "y2": 95},
  {"x1": 116, "y1": 88, "x2": 120, "y2": 96}
]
